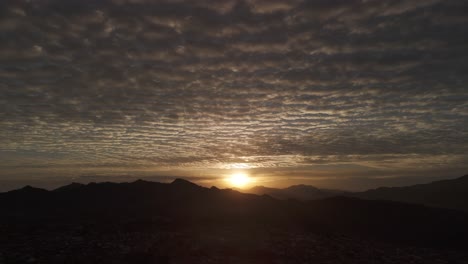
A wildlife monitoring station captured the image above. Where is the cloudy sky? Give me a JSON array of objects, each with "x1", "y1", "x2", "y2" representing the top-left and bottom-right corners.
[{"x1": 1, "y1": 0, "x2": 467, "y2": 191}]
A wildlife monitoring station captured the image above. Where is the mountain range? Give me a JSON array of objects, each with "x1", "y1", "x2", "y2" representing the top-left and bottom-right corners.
[
  {"x1": 242, "y1": 175, "x2": 468, "y2": 212},
  {"x1": 243, "y1": 184, "x2": 348, "y2": 201},
  {"x1": 1, "y1": 178, "x2": 468, "y2": 249}
]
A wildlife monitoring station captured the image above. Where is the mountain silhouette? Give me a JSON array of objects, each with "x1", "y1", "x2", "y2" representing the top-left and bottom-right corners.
[
  {"x1": 54, "y1": 182, "x2": 85, "y2": 192},
  {"x1": 245, "y1": 184, "x2": 347, "y2": 200},
  {"x1": 1, "y1": 179, "x2": 468, "y2": 249},
  {"x1": 354, "y1": 174, "x2": 468, "y2": 212},
  {"x1": 241, "y1": 175, "x2": 468, "y2": 212},
  {"x1": 170, "y1": 178, "x2": 202, "y2": 189}
]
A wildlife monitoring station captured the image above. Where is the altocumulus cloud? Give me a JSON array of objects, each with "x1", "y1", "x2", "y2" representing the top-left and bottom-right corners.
[{"x1": 0, "y1": 0, "x2": 467, "y2": 190}]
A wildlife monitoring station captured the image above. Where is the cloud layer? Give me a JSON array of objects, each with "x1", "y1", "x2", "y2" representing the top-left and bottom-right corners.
[{"x1": 1, "y1": 0, "x2": 467, "y2": 190}]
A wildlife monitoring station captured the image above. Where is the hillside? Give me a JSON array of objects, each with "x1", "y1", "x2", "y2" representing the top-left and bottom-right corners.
[
  {"x1": 1, "y1": 179, "x2": 467, "y2": 249},
  {"x1": 245, "y1": 184, "x2": 347, "y2": 200},
  {"x1": 241, "y1": 175, "x2": 468, "y2": 212},
  {"x1": 354, "y1": 175, "x2": 468, "y2": 211}
]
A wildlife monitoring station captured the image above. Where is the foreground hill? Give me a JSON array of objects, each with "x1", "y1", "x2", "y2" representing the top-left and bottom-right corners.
[
  {"x1": 354, "y1": 175, "x2": 468, "y2": 212},
  {"x1": 1, "y1": 179, "x2": 467, "y2": 250}
]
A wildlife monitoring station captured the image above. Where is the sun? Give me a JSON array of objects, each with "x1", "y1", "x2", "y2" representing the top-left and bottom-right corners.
[{"x1": 227, "y1": 172, "x2": 252, "y2": 188}]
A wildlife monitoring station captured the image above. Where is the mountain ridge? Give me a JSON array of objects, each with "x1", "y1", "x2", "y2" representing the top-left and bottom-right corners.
[
  {"x1": 3, "y1": 174, "x2": 468, "y2": 212},
  {"x1": 238, "y1": 175, "x2": 468, "y2": 212},
  {"x1": 353, "y1": 174, "x2": 468, "y2": 211},
  {"x1": 1, "y1": 178, "x2": 468, "y2": 249}
]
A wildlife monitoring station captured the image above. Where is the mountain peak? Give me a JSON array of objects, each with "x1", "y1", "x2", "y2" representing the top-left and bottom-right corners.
[
  {"x1": 21, "y1": 185, "x2": 46, "y2": 191},
  {"x1": 171, "y1": 178, "x2": 199, "y2": 188},
  {"x1": 8, "y1": 185, "x2": 48, "y2": 194},
  {"x1": 286, "y1": 184, "x2": 319, "y2": 190},
  {"x1": 132, "y1": 179, "x2": 151, "y2": 185},
  {"x1": 54, "y1": 182, "x2": 84, "y2": 192}
]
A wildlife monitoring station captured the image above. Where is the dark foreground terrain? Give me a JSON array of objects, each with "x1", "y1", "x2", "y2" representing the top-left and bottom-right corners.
[
  {"x1": 2, "y1": 222, "x2": 468, "y2": 264},
  {"x1": 1, "y1": 179, "x2": 468, "y2": 263}
]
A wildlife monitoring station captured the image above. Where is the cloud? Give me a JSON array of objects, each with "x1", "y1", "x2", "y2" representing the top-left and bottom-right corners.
[{"x1": 0, "y1": 0, "x2": 467, "y2": 189}]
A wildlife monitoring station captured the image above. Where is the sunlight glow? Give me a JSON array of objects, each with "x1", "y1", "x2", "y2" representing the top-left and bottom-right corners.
[{"x1": 227, "y1": 172, "x2": 251, "y2": 188}]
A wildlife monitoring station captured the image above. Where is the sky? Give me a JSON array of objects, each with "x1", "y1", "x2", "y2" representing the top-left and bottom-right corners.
[{"x1": 1, "y1": 0, "x2": 467, "y2": 191}]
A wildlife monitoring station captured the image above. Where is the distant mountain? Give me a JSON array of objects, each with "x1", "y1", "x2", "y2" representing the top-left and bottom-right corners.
[
  {"x1": 54, "y1": 182, "x2": 85, "y2": 192},
  {"x1": 354, "y1": 175, "x2": 468, "y2": 212},
  {"x1": 245, "y1": 184, "x2": 347, "y2": 200},
  {"x1": 1, "y1": 178, "x2": 468, "y2": 249},
  {"x1": 242, "y1": 175, "x2": 468, "y2": 212}
]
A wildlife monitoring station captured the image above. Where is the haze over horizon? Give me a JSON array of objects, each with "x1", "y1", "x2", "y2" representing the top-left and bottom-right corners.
[{"x1": 1, "y1": 0, "x2": 468, "y2": 192}]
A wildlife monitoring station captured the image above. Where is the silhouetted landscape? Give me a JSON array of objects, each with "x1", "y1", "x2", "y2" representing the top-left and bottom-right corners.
[
  {"x1": 1, "y1": 178, "x2": 468, "y2": 263},
  {"x1": 243, "y1": 184, "x2": 349, "y2": 201},
  {"x1": 244, "y1": 175, "x2": 468, "y2": 212},
  {"x1": 2, "y1": 0, "x2": 468, "y2": 263}
]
